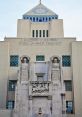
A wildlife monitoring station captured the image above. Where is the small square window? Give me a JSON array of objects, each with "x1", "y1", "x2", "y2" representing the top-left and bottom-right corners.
[
  {"x1": 66, "y1": 101, "x2": 73, "y2": 114},
  {"x1": 62, "y1": 56, "x2": 71, "y2": 67},
  {"x1": 36, "y1": 55, "x2": 45, "y2": 61},
  {"x1": 10, "y1": 55, "x2": 19, "y2": 67},
  {"x1": 64, "y1": 80, "x2": 72, "y2": 91},
  {"x1": 8, "y1": 80, "x2": 17, "y2": 91},
  {"x1": 6, "y1": 101, "x2": 15, "y2": 110}
]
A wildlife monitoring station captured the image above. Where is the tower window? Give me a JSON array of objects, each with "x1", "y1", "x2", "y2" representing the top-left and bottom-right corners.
[
  {"x1": 46, "y1": 30, "x2": 49, "y2": 37},
  {"x1": 32, "y1": 30, "x2": 35, "y2": 37},
  {"x1": 66, "y1": 101, "x2": 73, "y2": 114},
  {"x1": 46, "y1": 17, "x2": 48, "y2": 21},
  {"x1": 62, "y1": 55, "x2": 71, "y2": 67},
  {"x1": 10, "y1": 55, "x2": 19, "y2": 67},
  {"x1": 39, "y1": 30, "x2": 41, "y2": 37},
  {"x1": 43, "y1": 30, "x2": 45, "y2": 37},
  {"x1": 39, "y1": 18, "x2": 42, "y2": 22},
  {"x1": 36, "y1": 30, "x2": 38, "y2": 37},
  {"x1": 36, "y1": 17, "x2": 38, "y2": 22},
  {"x1": 43, "y1": 17, "x2": 44, "y2": 21},
  {"x1": 49, "y1": 17, "x2": 51, "y2": 21},
  {"x1": 6, "y1": 101, "x2": 15, "y2": 110},
  {"x1": 33, "y1": 17, "x2": 35, "y2": 22},
  {"x1": 64, "y1": 80, "x2": 72, "y2": 91},
  {"x1": 36, "y1": 55, "x2": 45, "y2": 61}
]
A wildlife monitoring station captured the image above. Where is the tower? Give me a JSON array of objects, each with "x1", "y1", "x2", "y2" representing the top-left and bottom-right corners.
[{"x1": 12, "y1": 2, "x2": 67, "y2": 117}]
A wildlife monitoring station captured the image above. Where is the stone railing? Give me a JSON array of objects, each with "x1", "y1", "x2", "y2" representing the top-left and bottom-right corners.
[{"x1": 29, "y1": 81, "x2": 51, "y2": 96}]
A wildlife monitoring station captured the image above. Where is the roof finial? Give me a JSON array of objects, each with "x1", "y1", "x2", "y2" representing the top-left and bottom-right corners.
[{"x1": 39, "y1": 0, "x2": 41, "y2": 4}]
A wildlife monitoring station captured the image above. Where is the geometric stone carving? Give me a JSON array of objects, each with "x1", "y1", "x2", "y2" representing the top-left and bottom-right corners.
[{"x1": 13, "y1": 56, "x2": 66, "y2": 117}]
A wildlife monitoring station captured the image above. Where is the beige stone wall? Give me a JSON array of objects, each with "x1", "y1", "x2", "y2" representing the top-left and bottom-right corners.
[
  {"x1": 4, "y1": 38, "x2": 75, "y2": 105},
  {"x1": 72, "y1": 42, "x2": 82, "y2": 117},
  {"x1": 0, "y1": 110, "x2": 12, "y2": 117},
  {"x1": 17, "y1": 19, "x2": 64, "y2": 38},
  {"x1": 17, "y1": 19, "x2": 31, "y2": 38},
  {"x1": 0, "y1": 42, "x2": 9, "y2": 109},
  {"x1": 0, "y1": 37, "x2": 79, "y2": 117},
  {"x1": 4, "y1": 38, "x2": 75, "y2": 83}
]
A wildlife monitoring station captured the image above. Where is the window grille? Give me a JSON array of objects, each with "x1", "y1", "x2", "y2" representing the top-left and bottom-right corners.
[{"x1": 10, "y1": 55, "x2": 19, "y2": 67}]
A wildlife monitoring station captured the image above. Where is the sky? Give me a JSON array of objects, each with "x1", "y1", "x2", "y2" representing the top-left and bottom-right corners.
[{"x1": 0, "y1": 0, "x2": 82, "y2": 41}]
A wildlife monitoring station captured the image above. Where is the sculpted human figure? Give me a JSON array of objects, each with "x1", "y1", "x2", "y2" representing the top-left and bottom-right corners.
[
  {"x1": 23, "y1": 57, "x2": 27, "y2": 63},
  {"x1": 21, "y1": 57, "x2": 29, "y2": 64},
  {"x1": 52, "y1": 57, "x2": 60, "y2": 69},
  {"x1": 21, "y1": 57, "x2": 29, "y2": 81},
  {"x1": 51, "y1": 57, "x2": 61, "y2": 82}
]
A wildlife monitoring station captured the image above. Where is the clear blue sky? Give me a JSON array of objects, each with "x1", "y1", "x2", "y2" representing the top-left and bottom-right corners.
[{"x1": 0, "y1": 0, "x2": 82, "y2": 41}]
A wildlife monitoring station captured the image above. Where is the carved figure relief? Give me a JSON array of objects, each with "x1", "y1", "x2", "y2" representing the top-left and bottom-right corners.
[
  {"x1": 51, "y1": 56, "x2": 61, "y2": 81},
  {"x1": 21, "y1": 57, "x2": 29, "y2": 63},
  {"x1": 52, "y1": 57, "x2": 60, "y2": 69},
  {"x1": 20, "y1": 56, "x2": 30, "y2": 81}
]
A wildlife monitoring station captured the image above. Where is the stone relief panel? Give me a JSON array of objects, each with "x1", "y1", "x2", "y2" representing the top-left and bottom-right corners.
[
  {"x1": 32, "y1": 82, "x2": 49, "y2": 93},
  {"x1": 30, "y1": 82, "x2": 50, "y2": 96}
]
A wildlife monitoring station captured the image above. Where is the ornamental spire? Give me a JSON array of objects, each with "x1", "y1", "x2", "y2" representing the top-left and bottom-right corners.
[{"x1": 39, "y1": 0, "x2": 41, "y2": 4}]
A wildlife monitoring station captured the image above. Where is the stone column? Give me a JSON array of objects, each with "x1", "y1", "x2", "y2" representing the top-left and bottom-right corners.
[
  {"x1": 51, "y1": 57, "x2": 62, "y2": 117},
  {"x1": 13, "y1": 57, "x2": 30, "y2": 117}
]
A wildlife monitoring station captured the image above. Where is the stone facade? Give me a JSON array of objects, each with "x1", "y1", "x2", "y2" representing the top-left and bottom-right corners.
[
  {"x1": 0, "y1": 2, "x2": 82, "y2": 117},
  {"x1": 13, "y1": 56, "x2": 66, "y2": 117}
]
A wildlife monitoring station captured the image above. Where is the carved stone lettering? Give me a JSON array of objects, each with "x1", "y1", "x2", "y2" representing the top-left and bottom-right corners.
[{"x1": 19, "y1": 38, "x2": 62, "y2": 46}]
